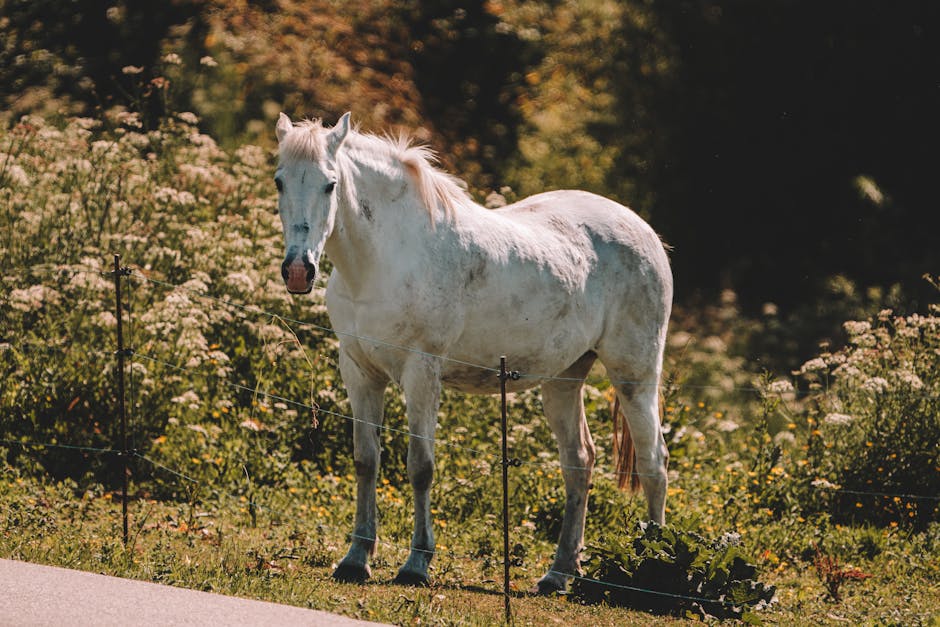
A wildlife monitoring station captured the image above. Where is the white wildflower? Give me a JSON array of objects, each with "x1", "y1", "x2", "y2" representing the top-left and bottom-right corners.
[
  {"x1": 199, "y1": 55, "x2": 218, "y2": 67},
  {"x1": 862, "y1": 377, "x2": 889, "y2": 394},
  {"x1": 162, "y1": 53, "x2": 182, "y2": 66},
  {"x1": 832, "y1": 363, "x2": 861, "y2": 378},
  {"x1": 184, "y1": 273, "x2": 212, "y2": 291},
  {"x1": 96, "y1": 311, "x2": 117, "y2": 328},
  {"x1": 234, "y1": 144, "x2": 267, "y2": 168},
  {"x1": 767, "y1": 379, "x2": 794, "y2": 394},
  {"x1": 171, "y1": 390, "x2": 201, "y2": 409},
  {"x1": 178, "y1": 163, "x2": 217, "y2": 184},
  {"x1": 716, "y1": 419, "x2": 739, "y2": 432},
  {"x1": 8, "y1": 285, "x2": 60, "y2": 311},
  {"x1": 843, "y1": 320, "x2": 871, "y2": 336},
  {"x1": 4, "y1": 164, "x2": 30, "y2": 187},
  {"x1": 115, "y1": 111, "x2": 143, "y2": 128},
  {"x1": 800, "y1": 357, "x2": 828, "y2": 373},
  {"x1": 811, "y1": 478, "x2": 840, "y2": 490},
  {"x1": 121, "y1": 132, "x2": 150, "y2": 148},
  {"x1": 177, "y1": 111, "x2": 200, "y2": 125},
  {"x1": 715, "y1": 531, "x2": 742, "y2": 549},
  {"x1": 823, "y1": 413, "x2": 854, "y2": 426},
  {"x1": 122, "y1": 65, "x2": 144, "y2": 75},
  {"x1": 896, "y1": 372, "x2": 924, "y2": 390},
  {"x1": 63, "y1": 157, "x2": 92, "y2": 174},
  {"x1": 188, "y1": 132, "x2": 219, "y2": 150},
  {"x1": 225, "y1": 271, "x2": 256, "y2": 294},
  {"x1": 773, "y1": 431, "x2": 796, "y2": 446},
  {"x1": 207, "y1": 350, "x2": 230, "y2": 363},
  {"x1": 154, "y1": 186, "x2": 196, "y2": 206},
  {"x1": 89, "y1": 139, "x2": 115, "y2": 157}
]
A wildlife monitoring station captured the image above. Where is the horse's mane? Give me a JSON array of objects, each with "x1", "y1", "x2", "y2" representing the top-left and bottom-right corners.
[{"x1": 280, "y1": 119, "x2": 473, "y2": 222}]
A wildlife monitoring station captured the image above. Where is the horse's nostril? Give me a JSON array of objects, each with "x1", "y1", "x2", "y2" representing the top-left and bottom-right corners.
[{"x1": 281, "y1": 261, "x2": 291, "y2": 282}]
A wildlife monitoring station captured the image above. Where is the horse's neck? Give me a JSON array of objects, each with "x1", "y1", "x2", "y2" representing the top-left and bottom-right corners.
[{"x1": 325, "y1": 160, "x2": 440, "y2": 294}]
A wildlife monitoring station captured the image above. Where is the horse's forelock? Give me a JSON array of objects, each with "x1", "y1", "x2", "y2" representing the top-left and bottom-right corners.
[{"x1": 279, "y1": 119, "x2": 328, "y2": 162}]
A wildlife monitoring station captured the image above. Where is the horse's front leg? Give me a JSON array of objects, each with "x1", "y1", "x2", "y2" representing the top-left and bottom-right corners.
[
  {"x1": 333, "y1": 351, "x2": 388, "y2": 583},
  {"x1": 393, "y1": 356, "x2": 441, "y2": 586}
]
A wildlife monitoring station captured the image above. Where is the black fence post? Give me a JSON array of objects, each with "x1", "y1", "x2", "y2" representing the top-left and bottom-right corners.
[
  {"x1": 113, "y1": 254, "x2": 130, "y2": 546},
  {"x1": 499, "y1": 356, "x2": 521, "y2": 624}
]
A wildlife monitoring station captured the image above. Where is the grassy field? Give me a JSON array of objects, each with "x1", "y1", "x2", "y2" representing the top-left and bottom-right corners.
[{"x1": 2, "y1": 444, "x2": 938, "y2": 625}]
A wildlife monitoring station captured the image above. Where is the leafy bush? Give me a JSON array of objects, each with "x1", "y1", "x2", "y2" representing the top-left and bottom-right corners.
[
  {"x1": 792, "y1": 285, "x2": 940, "y2": 528},
  {"x1": 0, "y1": 113, "x2": 348, "y2": 495},
  {"x1": 571, "y1": 521, "x2": 776, "y2": 621}
]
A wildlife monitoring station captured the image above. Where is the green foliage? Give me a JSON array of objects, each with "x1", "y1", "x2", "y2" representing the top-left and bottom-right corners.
[
  {"x1": 572, "y1": 521, "x2": 776, "y2": 620},
  {"x1": 0, "y1": 113, "x2": 346, "y2": 494},
  {"x1": 791, "y1": 293, "x2": 940, "y2": 529}
]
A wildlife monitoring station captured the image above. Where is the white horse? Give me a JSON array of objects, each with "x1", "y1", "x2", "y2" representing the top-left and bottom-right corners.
[{"x1": 274, "y1": 112, "x2": 672, "y2": 593}]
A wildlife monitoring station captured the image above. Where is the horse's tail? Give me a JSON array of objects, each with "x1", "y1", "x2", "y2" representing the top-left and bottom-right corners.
[
  {"x1": 611, "y1": 396, "x2": 641, "y2": 492},
  {"x1": 611, "y1": 390, "x2": 666, "y2": 492}
]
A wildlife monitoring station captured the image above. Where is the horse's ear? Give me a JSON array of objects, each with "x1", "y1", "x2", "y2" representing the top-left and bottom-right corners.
[
  {"x1": 276, "y1": 112, "x2": 292, "y2": 143},
  {"x1": 327, "y1": 111, "x2": 351, "y2": 155}
]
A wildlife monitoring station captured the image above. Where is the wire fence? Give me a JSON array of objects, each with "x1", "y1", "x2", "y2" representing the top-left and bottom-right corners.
[
  {"x1": 5, "y1": 263, "x2": 940, "y2": 502},
  {"x1": 2, "y1": 260, "x2": 939, "y2": 622}
]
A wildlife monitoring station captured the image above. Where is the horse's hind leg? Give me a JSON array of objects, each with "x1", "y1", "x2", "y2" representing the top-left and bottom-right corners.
[
  {"x1": 609, "y1": 373, "x2": 668, "y2": 524},
  {"x1": 535, "y1": 352, "x2": 597, "y2": 595}
]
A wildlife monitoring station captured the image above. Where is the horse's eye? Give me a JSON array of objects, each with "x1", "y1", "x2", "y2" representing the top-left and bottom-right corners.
[
  {"x1": 274, "y1": 177, "x2": 283, "y2": 193},
  {"x1": 325, "y1": 181, "x2": 336, "y2": 194}
]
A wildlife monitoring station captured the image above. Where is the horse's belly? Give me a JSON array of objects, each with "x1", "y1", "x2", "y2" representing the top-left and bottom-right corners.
[{"x1": 439, "y1": 314, "x2": 596, "y2": 394}]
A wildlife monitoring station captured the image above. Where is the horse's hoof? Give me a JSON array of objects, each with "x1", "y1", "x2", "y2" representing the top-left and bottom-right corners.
[
  {"x1": 393, "y1": 568, "x2": 430, "y2": 587},
  {"x1": 332, "y1": 561, "x2": 371, "y2": 583},
  {"x1": 533, "y1": 575, "x2": 567, "y2": 595}
]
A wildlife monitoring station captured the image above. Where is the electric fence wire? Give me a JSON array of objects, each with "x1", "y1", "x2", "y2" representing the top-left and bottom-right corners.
[{"x1": 1, "y1": 326, "x2": 938, "y2": 500}]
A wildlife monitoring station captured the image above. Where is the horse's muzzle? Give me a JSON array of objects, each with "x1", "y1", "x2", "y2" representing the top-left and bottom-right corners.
[{"x1": 282, "y1": 257, "x2": 316, "y2": 294}]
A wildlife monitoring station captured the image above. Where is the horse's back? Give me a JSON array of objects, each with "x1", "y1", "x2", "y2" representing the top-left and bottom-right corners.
[
  {"x1": 489, "y1": 189, "x2": 671, "y2": 300},
  {"x1": 436, "y1": 190, "x2": 672, "y2": 388},
  {"x1": 495, "y1": 190, "x2": 667, "y2": 261}
]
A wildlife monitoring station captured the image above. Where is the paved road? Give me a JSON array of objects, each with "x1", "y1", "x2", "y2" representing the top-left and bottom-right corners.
[{"x1": 0, "y1": 559, "x2": 387, "y2": 626}]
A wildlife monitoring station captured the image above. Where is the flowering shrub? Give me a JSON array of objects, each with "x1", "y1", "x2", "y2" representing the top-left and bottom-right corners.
[
  {"x1": 0, "y1": 113, "x2": 343, "y2": 494},
  {"x1": 783, "y1": 288, "x2": 940, "y2": 528}
]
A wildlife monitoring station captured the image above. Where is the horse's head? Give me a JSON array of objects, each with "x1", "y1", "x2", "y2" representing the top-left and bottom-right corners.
[{"x1": 274, "y1": 112, "x2": 350, "y2": 294}]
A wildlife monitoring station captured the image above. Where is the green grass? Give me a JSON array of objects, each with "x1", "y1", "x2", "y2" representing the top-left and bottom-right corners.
[{"x1": 2, "y1": 464, "x2": 937, "y2": 626}]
